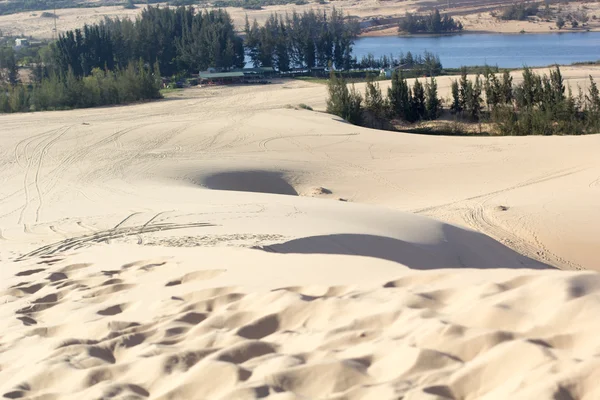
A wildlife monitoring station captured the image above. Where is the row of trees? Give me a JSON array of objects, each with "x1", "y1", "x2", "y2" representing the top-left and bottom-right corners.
[
  {"x1": 356, "y1": 51, "x2": 442, "y2": 76},
  {"x1": 398, "y1": 9, "x2": 463, "y2": 34},
  {"x1": 491, "y1": 68, "x2": 600, "y2": 135},
  {"x1": 244, "y1": 9, "x2": 360, "y2": 71},
  {"x1": 448, "y1": 66, "x2": 600, "y2": 134},
  {"x1": 326, "y1": 65, "x2": 600, "y2": 136},
  {"x1": 0, "y1": 61, "x2": 162, "y2": 113},
  {"x1": 326, "y1": 70, "x2": 440, "y2": 125},
  {"x1": 51, "y1": 6, "x2": 244, "y2": 78}
]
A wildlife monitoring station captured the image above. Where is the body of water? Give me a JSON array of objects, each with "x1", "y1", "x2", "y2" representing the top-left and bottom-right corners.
[{"x1": 352, "y1": 32, "x2": 600, "y2": 68}]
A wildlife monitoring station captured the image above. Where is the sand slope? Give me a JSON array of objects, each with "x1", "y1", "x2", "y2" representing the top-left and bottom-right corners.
[
  {"x1": 2, "y1": 244, "x2": 600, "y2": 399},
  {"x1": 1, "y1": 71, "x2": 600, "y2": 399}
]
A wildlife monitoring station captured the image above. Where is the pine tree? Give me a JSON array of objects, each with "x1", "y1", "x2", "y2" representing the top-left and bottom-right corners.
[
  {"x1": 425, "y1": 76, "x2": 441, "y2": 120},
  {"x1": 501, "y1": 70, "x2": 513, "y2": 105},
  {"x1": 326, "y1": 70, "x2": 362, "y2": 124},
  {"x1": 365, "y1": 75, "x2": 386, "y2": 118},
  {"x1": 484, "y1": 72, "x2": 501, "y2": 110},
  {"x1": 411, "y1": 78, "x2": 426, "y2": 121},
  {"x1": 587, "y1": 75, "x2": 600, "y2": 113},
  {"x1": 388, "y1": 70, "x2": 412, "y2": 121},
  {"x1": 549, "y1": 65, "x2": 565, "y2": 105},
  {"x1": 459, "y1": 67, "x2": 469, "y2": 113},
  {"x1": 348, "y1": 84, "x2": 363, "y2": 125},
  {"x1": 468, "y1": 74, "x2": 483, "y2": 121},
  {"x1": 0, "y1": 47, "x2": 19, "y2": 85},
  {"x1": 450, "y1": 80, "x2": 461, "y2": 114}
]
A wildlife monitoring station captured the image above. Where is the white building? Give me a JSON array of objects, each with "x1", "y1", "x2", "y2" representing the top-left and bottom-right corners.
[{"x1": 15, "y1": 38, "x2": 29, "y2": 48}]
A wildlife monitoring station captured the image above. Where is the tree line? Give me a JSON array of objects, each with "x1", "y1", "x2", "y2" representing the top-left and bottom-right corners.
[
  {"x1": 398, "y1": 9, "x2": 463, "y2": 34},
  {"x1": 326, "y1": 65, "x2": 600, "y2": 136},
  {"x1": 51, "y1": 6, "x2": 244, "y2": 78},
  {"x1": 327, "y1": 70, "x2": 440, "y2": 126},
  {"x1": 244, "y1": 9, "x2": 360, "y2": 71},
  {"x1": 356, "y1": 51, "x2": 442, "y2": 76},
  {"x1": 0, "y1": 61, "x2": 161, "y2": 113}
]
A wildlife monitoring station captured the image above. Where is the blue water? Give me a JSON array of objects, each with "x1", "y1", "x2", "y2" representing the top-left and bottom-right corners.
[{"x1": 352, "y1": 32, "x2": 600, "y2": 68}]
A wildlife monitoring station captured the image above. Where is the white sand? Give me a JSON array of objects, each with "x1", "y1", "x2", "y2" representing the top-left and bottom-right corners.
[{"x1": 1, "y1": 69, "x2": 600, "y2": 399}]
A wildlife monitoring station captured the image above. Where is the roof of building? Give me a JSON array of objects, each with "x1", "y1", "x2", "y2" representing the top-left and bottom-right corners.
[
  {"x1": 199, "y1": 71, "x2": 245, "y2": 79},
  {"x1": 239, "y1": 67, "x2": 275, "y2": 73}
]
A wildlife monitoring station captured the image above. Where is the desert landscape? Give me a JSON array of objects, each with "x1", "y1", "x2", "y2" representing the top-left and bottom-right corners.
[{"x1": 1, "y1": 62, "x2": 600, "y2": 399}]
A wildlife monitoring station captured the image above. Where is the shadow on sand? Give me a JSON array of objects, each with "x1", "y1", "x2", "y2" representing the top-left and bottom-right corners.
[
  {"x1": 254, "y1": 224, "x2": 555, "y2": 270},
  {"x1": 200, "y1": 170, "x2": 298, "y2": 196}
]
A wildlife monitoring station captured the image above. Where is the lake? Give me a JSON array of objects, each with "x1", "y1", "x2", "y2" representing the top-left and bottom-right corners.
[{"x1": 352, "y1": 32, "x2": 600, "y2": 68}]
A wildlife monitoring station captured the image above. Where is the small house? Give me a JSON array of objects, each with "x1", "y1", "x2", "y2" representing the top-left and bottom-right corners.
[{"x1": 15, "y1": 38, "x2": 29, "y2": 48}]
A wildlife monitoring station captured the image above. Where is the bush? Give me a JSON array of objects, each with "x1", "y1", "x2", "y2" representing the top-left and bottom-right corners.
[
  {"x1": 298, "y1": 103, "x2": 313, "y2": 110},
  {"x1": 499, "y1": 3, "x2": 539, "y2": 21},
  {"x1": 40, "y1": 11, "x2": 57, "y2": 18},
  {"x1": 398, "y1": 9, "x2": 463, "y2": 34},
  {"x1": 326, "y1": 71, "x2": 363, "y2": 124}
]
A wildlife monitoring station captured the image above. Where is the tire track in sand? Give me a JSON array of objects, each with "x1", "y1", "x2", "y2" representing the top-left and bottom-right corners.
[{"x1": 17, "y1": 127, "x2": 71, "y2": 225}]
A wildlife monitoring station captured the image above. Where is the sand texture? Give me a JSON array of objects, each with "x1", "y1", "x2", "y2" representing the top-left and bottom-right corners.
[{"x1": 1, "y1": 69, "x2": 600, "y2": 399}]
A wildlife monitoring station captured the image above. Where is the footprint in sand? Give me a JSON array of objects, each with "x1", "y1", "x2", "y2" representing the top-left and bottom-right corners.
[
  {"x1": 97, "y1": 304, "x2": 128, "y2": 316},
  {"x1": 165, "y1": 269, "x2": 226, "y2": 287}
]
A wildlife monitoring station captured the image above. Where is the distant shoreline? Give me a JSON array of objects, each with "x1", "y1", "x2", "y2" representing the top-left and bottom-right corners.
[{"x1": 359, "y1": 28, "x2": 600, "y2": 38}]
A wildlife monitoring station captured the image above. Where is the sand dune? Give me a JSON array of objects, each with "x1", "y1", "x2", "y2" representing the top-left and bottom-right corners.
[
  {"x1": 2, "y1": 245, "x2": 600, "y2": 399},
  {"x1": 1, "y1": 70, "x2": 600, "y2": 399}
]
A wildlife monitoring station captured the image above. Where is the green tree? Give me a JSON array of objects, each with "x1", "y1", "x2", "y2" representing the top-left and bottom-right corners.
[
  {"x1": 425, "y1": 76, "x2": 441, "y2": 119},
  {"x1": 467, "y1": 74, "x2": 483, "y2": 121},
  {"x1": 556, "y1": 16, "x2": 565, "y2": 29},
  {"x1": 501, "y1": 70, "x2": 513, "y2": 104},
  {"x1": 364, "y1": 75, "x2": 386, "y2": 118},
  {"x1": 388, "y1": 70, "x2": 412, "y2": 121},
  {"x1": 411, "y1": 78, "x2": 426, "y2": 121},
  {"x1": 484, "y1": 71, "x2": 501, "y2": 110},
  {"x1": 459, "y1": 67, "x2": 470, "y2": 114},
  {"x1": 326, "y1": 70, "x2": 362, "y2": 124},
  {"x1": 450, "y1": 79, "x2": 461, "y2": 114},
  {"x1": 0, "y1": 47, "x2": 19, "y2": 85}
]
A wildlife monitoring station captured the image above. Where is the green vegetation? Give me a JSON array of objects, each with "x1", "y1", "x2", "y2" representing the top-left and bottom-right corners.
[
  {"x1": 357, "y1": 51, "x2": 442, "y2": 76},
  {"x1": 499, "y1": 3, "x2": 539, "y2": 21},
  {"x1": 326, "y1": 65, "x2": 600, "y2": 136},
  {"x1": 50, "y1": 7, "x2": 244, "y2": 79},
  {"x1": 245, "y1": 9, "x2": 360, "y2": 71},
  {"x1": 326, "y1": 70, "x2": 363, "y2": 125},
  {"x1": 398, "y1": 9, "x2": 463, "y2": 34},
  {"x1": 40, "y1": 11, "x2": 58, "y2": 18},
  {"x1": 0, "y1": 61, "x2": 162, "y2": 113},
  {"x1": 0, "y1": 47, "x2": 19, "y2": 85}
]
